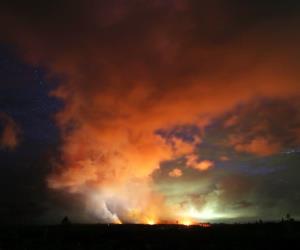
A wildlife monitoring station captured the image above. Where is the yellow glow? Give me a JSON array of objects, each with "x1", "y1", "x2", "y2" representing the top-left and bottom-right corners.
[
  {"x1": 177, "y1": 204, "x2": 224, "y2": 224},
  {"x1": 197, "y1": 208, "x2": 216, "y2": 220},
  {"x1": 146, "y1": 219, "x2": 156, "y2": 225},
  {"x1": 179, "y1": 218, "x2": 193, "y2": 226},
  {"x1": 181, "y1": 205, "x2": 234, "y2": 221},
  {"x1": 112, "y1": 214, "x2": 122, "y2": 224}
]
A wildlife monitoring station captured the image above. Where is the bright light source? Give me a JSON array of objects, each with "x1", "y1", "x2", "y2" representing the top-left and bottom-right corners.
[
  {"x1": 179, "y1": 205, "x2": 233, "y2": 222},
  {"x1": 179, "y1": 218, "x2": 193, "y2": 226},
  {"x1": 146, "y1": 219, "x2": 156, "y2": 225}
]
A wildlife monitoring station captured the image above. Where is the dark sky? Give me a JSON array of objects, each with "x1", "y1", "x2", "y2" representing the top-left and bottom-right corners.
[
  {"x1": 0, "y1": 0, "x2": 300, "y2": 224},
  {"x1": 0, "y1": 45, "x2": 64, "y2": 224}
]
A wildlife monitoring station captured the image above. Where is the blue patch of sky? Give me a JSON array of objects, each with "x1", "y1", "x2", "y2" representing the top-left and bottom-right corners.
[{"x1": 0, "y1": 44, "x2": 63, "y2": 156}]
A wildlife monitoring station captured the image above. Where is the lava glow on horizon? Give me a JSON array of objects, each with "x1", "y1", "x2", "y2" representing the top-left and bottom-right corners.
[
  {"x1": 146, "y1": 219, "x2": 157, "y2": 225},
  {"x1": 93, "y1": 195, "x2": 221, "y2": 226}
]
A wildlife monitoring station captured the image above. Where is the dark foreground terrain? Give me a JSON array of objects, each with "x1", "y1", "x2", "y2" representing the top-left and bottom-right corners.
[{"x1": 0, "y1": 222, "x2": 299, "y2": 250}]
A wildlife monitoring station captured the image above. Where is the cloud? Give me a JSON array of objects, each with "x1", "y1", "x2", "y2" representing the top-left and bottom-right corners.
[
  {"x1": 0, "y1": 0, "x2": 300, "y2": 222},
  {"x1": 169, "y1": 168, "x2": 183, "y2": 177},
  {"x1": 170, "y1": 136, "x2": 197, "y2": 157},
  {"x1": 186, "y1": 155, "x2": 214, "y2": 171},
  {"x1": 231, "y1": 136, "x2": 281, "y2": 156},
  {"x1": 219, "y1": 155, "x2": 230, "y2": 161},
  {"x1": 223, "y1": 115, "x2": 238, "y2": 128},
  {"x1": 224, "y1": 99, "x2": 300, "y2": 156},
  {"x1": 0, "y1": 112, "x2": 20, "y2": 150}
]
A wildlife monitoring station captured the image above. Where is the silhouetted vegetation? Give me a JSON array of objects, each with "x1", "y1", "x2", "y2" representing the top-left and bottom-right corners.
[
  {"x1": 0, "y1": 221, "x2": 299, "y2": 250},
  {"x1": 61, "y1": 216, "x2": 71, "y2": 226}
]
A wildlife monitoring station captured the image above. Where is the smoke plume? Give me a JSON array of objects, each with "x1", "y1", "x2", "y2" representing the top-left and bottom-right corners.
[{"x1": 1, "y1": 0, "x2": 300, "y2": 222}]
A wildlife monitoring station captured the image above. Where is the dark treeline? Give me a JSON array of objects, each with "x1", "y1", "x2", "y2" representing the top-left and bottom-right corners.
[{"x1": 0, "y1": 220, "x2": 299, "y2": 250}]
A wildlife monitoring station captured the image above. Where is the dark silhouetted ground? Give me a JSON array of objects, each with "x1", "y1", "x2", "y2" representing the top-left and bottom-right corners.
[{"x1": 0, "y1": 222, "x2": 299, "y2": 250}]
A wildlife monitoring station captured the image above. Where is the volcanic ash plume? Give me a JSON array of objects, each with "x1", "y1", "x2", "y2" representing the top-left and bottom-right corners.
[{"x1": 1, "y1": 0, "x2": 300, "y2": 223}]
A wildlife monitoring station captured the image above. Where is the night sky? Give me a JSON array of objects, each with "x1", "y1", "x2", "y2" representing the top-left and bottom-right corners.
[{"x1": 0, "y1": 1, "x2": 300, "y2": 224}]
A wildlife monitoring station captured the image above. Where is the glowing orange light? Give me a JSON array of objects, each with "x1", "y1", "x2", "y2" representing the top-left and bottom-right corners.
[
  {"x1": 111, "y1": 214, "x2": 122, "y2": 224},
  {"x1": 145, "y1": 218, "x2": 157, "y2": 225},
  {"x1": 179, "y1": 218, "x2": 193, "y2": 226}
]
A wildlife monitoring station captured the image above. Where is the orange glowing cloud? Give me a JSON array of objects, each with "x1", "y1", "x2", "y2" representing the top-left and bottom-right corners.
[
  {"x1": 0, "y1": 112, "x2": 20, "y2": 150},
  {"x1": 224, "y1": 115, "x2": 239, "y2": 128},
  {"x1": 186, "y1": 156, "x2": 214, "y2": 171},
  {"x1": 223, "y1": 99, "x2": 300, "y2": 157},
  {"x1": 169, "y1": 168, "x2": 183, "y2": 177},
  {"x1": 1, "y1": 0, "x2": 300, "y2": 222},
  {"x1": 171, "y1": 137, "x2": 198, "y2": 157},
  {"x1": 233, "y1": 137, "x2": 281, "y2": 157},
  {"x1": 219, "y1": 156, "x2": 230, "y2": 162}
]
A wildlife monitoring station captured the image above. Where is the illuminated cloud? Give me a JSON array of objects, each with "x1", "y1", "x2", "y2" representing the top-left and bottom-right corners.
[
  {"x1": 232, "y1": 137, "x2": 281, "y2": 156},
  {"x1": 219, "y1": 156, "x2": 230, "y2": 162},
  {"x1": 0, "y1": 0, "x2": 300, "y2": 222},
  {"x1": 169, "y1": 168, "x2": 183, "y2": 177},
  {"x1": 224, "y1": 99, "x2": 300, "y2": 156},
  {"x1": 194, "y1": 160, "x2": 214, "y2": 171},
  {"x1": 170, "y1": 137, "x2": 197, "y2": 157},
  {"x1": 186, "y1": 155, "x2": 214, "y2": 171},
  {"x1": 223, "y1": 115, "x2": 238, "y2": 128},
  {"x1": 0, "y1": 112, "x2": 20, "y2": 150}
]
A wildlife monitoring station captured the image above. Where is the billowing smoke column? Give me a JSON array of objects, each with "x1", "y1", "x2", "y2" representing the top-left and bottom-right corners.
[{"x1": 1, "y1": 0, "x2": 300, "y2": 223}]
